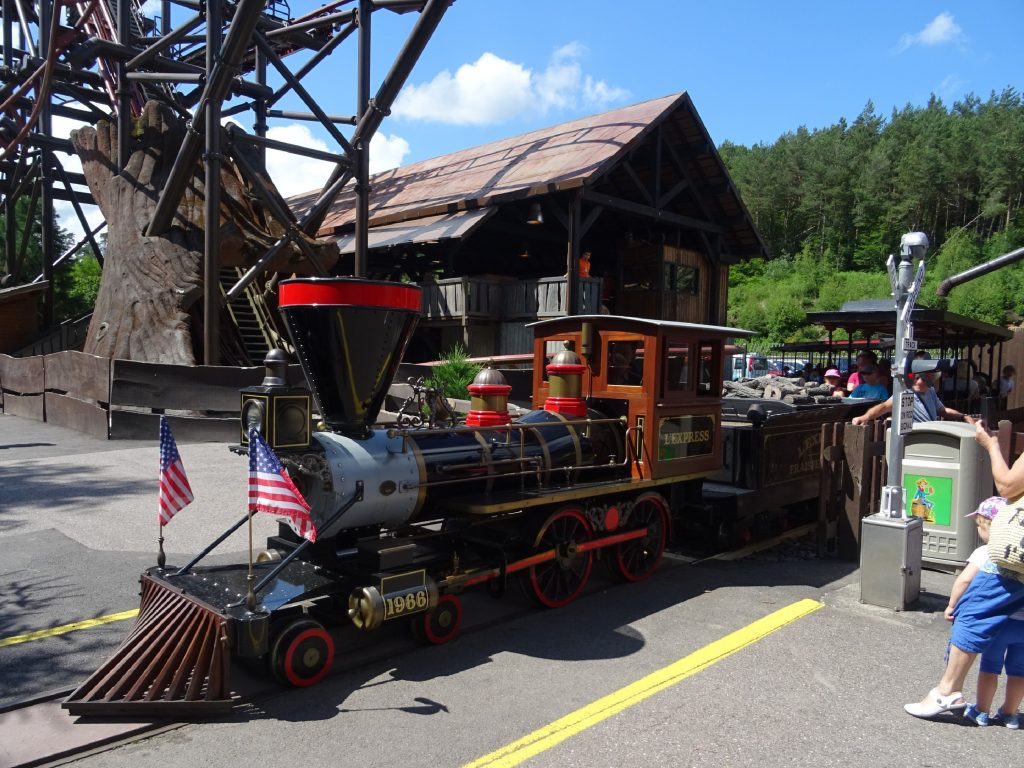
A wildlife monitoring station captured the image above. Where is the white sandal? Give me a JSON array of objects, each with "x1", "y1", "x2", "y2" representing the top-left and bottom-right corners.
[{"x1": 904, "y1": 688, "x2": 966, "y2": 718}]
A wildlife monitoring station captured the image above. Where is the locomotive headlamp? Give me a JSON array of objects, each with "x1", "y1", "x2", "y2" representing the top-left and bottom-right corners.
[
  {"x1": 240, "y1": 349, "x2": 312, "y2": 450},
  {"x1": 242, "y1": 398, "x2": 266, "y2": 433}
]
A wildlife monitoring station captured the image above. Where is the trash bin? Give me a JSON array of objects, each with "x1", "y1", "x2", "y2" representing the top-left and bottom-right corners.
[{"x1": 897, "y1": 421, "x2": 992, "y2": 569}]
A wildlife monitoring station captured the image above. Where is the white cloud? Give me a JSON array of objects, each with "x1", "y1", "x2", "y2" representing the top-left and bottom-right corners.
[
  {"x1": 263, "y1": 124, "x2": 337, "y2": 198},
  {"x1": 583, "y1": 76, "x2": 630, "y2": 108},
  {"x1": 50, "y1": 115, "x2": 105, "y2": 248},
  {"x1": 938, "y1": 73, "x2": 966, "y2": 97},
  {"x1": 898, "y1": 12, "x2": 963, "y2": 51},
  {"x1": 392, "y1": 44, "x2": 630, "y2": 126},
  {"x1": 262, "y1": 124, "x2": 410, "y2": 197},
  {"x1": 369, "y1": 132, "x2": 410, "y2": 174},
  {"x1": 54, "y1": 201, "x2": 106, "y2": 252}
]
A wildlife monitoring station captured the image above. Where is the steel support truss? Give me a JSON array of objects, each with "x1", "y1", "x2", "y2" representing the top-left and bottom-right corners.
[{"x1": 0, "y1": 0, "x2": 452, "y2": 361}]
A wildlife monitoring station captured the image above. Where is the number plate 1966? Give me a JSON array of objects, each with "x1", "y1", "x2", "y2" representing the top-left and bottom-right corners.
[{"x1": 380, "y1": 569, "x2": 430, "y2": 620}]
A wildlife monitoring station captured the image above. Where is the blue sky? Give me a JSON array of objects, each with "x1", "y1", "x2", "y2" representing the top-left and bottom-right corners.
[
  {"x1": 254, "y1": 1, "x2": 1023, "y2": 194},
  {"x1": 56, "y1": 2, "x2": 1024, "y2": 234}
]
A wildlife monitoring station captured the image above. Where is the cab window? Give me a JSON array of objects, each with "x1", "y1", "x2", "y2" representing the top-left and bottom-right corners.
[
  {"x1": 698, "y1": 341, "x2": 721, "y2": 395},
  {"x1": 607, "y1": 340, "x2": 644, "y2": 386},
  {"x1": 665, "y1": 341, "x2": 692, "y2": 392}
]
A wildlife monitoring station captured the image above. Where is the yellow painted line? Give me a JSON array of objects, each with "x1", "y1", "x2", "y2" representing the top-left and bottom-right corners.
[
  {"x1": 464, "y1": 598, "x2": 823, "y2": 768},
  {"x1": 0, "y1": 609, "x2": 139, "y2": 648}
]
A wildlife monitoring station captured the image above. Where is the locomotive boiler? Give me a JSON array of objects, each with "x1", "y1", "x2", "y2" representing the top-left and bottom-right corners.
[{"x1": 65, "y1": 277, "x2": 751, "y2": 716}]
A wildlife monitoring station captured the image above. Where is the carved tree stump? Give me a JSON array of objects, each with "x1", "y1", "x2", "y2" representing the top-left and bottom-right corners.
[{"x1": 71, "y1": 101, "x2": 337, "y2": 364}]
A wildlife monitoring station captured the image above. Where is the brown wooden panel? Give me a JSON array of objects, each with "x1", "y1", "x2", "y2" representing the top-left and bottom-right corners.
[
  {"x1": 109, "y1": 410, "x2": 243, "y2": 441},
  {"x1": 0, "y1": 287, "x2": 45, "y2": 353},
  {"x1": 110, "y1": 360, "x2": 266, "y2": 411},
  {"x1": 45, "y1": 393, "x2": 109, "y2": 438},
  {"x1": 0, "y1": 354, "x2": 45, "y2": 395},
  {"x1": 44, "y1": 351, "x2": 111, "y2": 403},
  {"x1": 3, "y1": 392, "x2": 45, "y2": 420}
]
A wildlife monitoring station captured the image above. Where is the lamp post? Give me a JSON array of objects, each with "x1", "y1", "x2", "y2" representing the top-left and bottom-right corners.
[
  {"x1": 860, "y1": 232, "x2": 928, "y2": 612},
  {"x1": 881, "y1": 231, "x2": 928, "y2": 518}
]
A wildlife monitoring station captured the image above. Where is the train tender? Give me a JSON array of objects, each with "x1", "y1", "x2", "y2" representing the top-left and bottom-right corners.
[{"x1": 65, "y1": 277, "x2": 752, "y2": 716}]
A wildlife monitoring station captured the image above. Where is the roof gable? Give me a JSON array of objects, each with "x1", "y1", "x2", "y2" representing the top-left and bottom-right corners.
[{"x1": 293, "y1": 93, "x2": 768, "y2": 260}]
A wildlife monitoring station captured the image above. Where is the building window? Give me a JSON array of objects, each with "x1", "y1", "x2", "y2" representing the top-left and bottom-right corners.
[{"x1": 664, "y1": 263, "x2": 699, "y2": 295}]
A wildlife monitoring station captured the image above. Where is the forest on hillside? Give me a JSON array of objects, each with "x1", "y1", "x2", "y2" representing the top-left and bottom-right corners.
[{"x1": 719, "y1": 87, "x2": 1024, "y2": 348}]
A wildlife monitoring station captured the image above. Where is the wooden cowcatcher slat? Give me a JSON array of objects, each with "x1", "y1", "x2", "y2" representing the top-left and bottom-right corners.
[{"x1": 63, "y1": 574, "x2": 234, "y2": 716}]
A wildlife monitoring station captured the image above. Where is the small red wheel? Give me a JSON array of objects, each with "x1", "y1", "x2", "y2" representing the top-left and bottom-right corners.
[
  {"x1": 613, "y1": 492, "x2": 670, "y2": 582},
  {"x1": 270, "y1": 618, "x2": 335, "y2": 687},
  {"x1": 528, "y1": 507, "x2": 594, "y2": 608},
  {"x1": 412, "y1": 595, "x2": 462, "y2": 645}
]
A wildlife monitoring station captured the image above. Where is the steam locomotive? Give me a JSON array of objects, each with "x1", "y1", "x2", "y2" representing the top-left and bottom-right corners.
[{"x1": 65, "y1": 277, "x2": 751, "y2": 715}]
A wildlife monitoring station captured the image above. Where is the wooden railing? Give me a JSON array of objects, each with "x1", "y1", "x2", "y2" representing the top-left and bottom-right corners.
[
  {"x1": 419, "y1": 276, "x2": 602, "y2": 322},
  {"x1": 0, "y1": 351, "x2": 305, "y2": 441},
  {"x1": 14, "y1": 314, "x2": 92, "y2": 357}
]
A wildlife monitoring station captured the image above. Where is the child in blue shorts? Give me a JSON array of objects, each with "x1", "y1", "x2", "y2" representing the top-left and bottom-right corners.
[{"x1": 951, "y1": 499, "x2": 1024, "y2": 728}]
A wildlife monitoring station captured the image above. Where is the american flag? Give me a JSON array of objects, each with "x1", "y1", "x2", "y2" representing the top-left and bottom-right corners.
[
  {"x1": 158, "y1": 416, "x2": 194, "y2": 526},
  {"x1": 248, "y1": 427, "x2": 316, "y2": 542}
]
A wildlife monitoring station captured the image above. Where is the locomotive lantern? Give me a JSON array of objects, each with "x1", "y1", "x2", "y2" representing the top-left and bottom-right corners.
[{"x1": 240, "y1": 348, "x2": 312, "y2": 450}]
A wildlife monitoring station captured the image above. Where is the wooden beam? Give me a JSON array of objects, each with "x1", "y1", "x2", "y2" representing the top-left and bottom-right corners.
[
  {"x1": 580, "y1": 204, "x2": 603, "y2": 238},
  {"x1": 620, "y1": 158, "x2": 653, "y2": 206},
  {"x1": 581, "y1": 189, "x2": 724, "y2": 235},
  {"x1": 657, "y1": 177, "x2": 690, "y2": 209},
  {"x1": 661, "y1": 137, "x2": 714, "y2": 222}
]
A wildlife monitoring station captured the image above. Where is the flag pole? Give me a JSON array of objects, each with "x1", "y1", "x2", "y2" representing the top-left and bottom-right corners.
[
  {"x1": 246, "y1": 426, "x2": 256, "y2": 612},
  {"x1": 158, "y1": 522, "x2": 166, "y2": 568},
  {"x1": 246, "y1": 510, "x2": 256, "y2": 611}
]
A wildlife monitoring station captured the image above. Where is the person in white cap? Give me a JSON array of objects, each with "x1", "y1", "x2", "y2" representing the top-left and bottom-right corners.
[{"x1": 851, "y1": 369, "x2": 971, "y2": 425}]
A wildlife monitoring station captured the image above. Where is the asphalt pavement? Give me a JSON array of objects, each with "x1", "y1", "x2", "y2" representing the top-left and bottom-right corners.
[{"x1": 1, "y1": 412, "x2": 1021, "y2": 768}]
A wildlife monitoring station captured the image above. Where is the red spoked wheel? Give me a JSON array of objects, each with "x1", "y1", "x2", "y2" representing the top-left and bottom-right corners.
[
  {"x1": 270, "y1": 618, "x2": 335, "y2": 687},
  {"x1": 613, "y1": 492, "x2": 670, "y2": 582},
  {"x1": 411, "y1": 594, "x2": 463, "y2": 645},
  {"x1": 528, "y1": 507, "x2": 594, "y2": 608}
]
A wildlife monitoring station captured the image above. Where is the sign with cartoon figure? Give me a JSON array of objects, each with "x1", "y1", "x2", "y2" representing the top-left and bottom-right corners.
[{"x1": 902, "y1": 473, "x2": 954, "y2": 527}]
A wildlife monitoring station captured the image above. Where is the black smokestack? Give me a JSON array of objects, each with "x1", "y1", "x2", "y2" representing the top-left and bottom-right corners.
[{"x1": 278, "y1": 278, "x2": 421, "y2": 438}]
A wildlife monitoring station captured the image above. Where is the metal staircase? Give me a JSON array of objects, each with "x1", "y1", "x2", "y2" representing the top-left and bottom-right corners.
[{"x1": 219, "y1": 267, "x2": 283, "y2": 366}]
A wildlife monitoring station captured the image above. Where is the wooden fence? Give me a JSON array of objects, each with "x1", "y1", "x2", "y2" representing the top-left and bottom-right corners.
[
  {"x1": 818, "y1": 421, "x2": 887, "y2": 560},
  {"x1": 817, "y1": 411, "x2": 1024, "y2": 561},
  {"x1": 0, "y1": 351, "x2": 305, "y2": 441}
]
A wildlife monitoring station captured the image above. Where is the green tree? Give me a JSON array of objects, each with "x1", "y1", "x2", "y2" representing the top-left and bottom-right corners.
[{"x1": 722, "y1": 87, "x2": 1024, "y2": 342}]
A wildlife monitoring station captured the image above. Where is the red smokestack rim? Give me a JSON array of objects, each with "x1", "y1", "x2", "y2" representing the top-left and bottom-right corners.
[{"x1": 279, "y1": 278, "x2": 421, "y2": 312}]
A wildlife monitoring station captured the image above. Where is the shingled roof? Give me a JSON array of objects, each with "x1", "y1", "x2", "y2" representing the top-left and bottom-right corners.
[{"x1": 296, "y1": 92, "x2": 769, "y2": 262}]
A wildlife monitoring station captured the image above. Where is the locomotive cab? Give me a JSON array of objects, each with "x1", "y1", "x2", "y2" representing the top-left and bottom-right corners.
[{"x1": 530, "y1": 316, "x2": 752, "y2": 481}]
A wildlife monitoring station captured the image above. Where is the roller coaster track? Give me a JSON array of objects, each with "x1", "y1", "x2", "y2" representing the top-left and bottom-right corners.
[{"x1": 0, "y1": 0, "x2": 453, "y2": 362}]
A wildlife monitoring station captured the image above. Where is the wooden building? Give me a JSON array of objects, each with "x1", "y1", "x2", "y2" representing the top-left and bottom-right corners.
[{"x1": 296, "y1": 92, "x2": 769, "y2": 360}]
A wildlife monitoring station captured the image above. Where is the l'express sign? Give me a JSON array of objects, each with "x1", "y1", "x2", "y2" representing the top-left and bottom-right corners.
[{"x1": 658, "y1": 415, "x2": 715, "y2": 460}]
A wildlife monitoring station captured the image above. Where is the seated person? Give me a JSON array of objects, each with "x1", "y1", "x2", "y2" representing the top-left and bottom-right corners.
[
  {"x1": 940, "y1": 360, "x2": 981, "y2": 404},
  {"x1": 823, "y1": 367, "x2": 845, "y2": 395},
  {"x1": 847, "y1": 364, "x2": 888, "y2": 400},
  {"x1": 608, "y1": 341, "x2": 643, "y2": 385}
]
